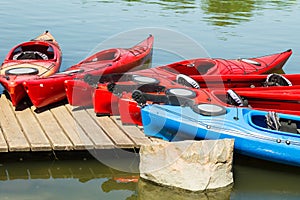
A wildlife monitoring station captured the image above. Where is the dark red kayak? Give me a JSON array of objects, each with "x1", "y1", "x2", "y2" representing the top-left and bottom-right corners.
[
  {"x1": 23, "y1": 35, "x2": 154, "y2": 108},
  {"x1": 119, "y1": 86, "x2": 300, "y2": 126},
  {"x1": 92, "y1": 71, "x2": 300, "y2": 125},
  {"x1": 0, "y1": 31, "x2": 62, "y2": 106}
]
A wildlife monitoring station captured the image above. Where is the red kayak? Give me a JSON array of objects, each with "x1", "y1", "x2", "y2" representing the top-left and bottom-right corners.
[
  {"x1": 97, "y1": 72, "x2": 300, "y2": 92},
  {"x1": 125, "y1": 48, "x2": 292, "y2": 79},
  {"x1": 23, "y1": 35, "x2": 154, "y2": 108},
  {"x1": 119, "y1": 86, "x2": 300, "y2": 125},
  {"x1": 0, "y1": 31, "x2": 62, "y2": 106},
  {"x1": 73, "y1": 49, "x2": 292, "y2": 108},
  {"x1": 145, "y1": 48, "x2": 292, "y2": 76},
  {"x1": 92, "y1": 71, "x2": 300, "y2": 125}
]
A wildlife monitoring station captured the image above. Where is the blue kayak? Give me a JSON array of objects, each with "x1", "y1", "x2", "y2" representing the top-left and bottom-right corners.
[{"x1": 141, "y1": 104, "x2": 300, "y2": 167}]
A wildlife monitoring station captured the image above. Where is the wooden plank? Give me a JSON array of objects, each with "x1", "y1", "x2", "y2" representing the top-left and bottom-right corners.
[
  {"x1": 0, "y1": 125, "x2": 8, "y2": 152},
  {"x1": 0, "y1": 96, "x2": 30, "y2": 151},
  {"x1": 33, "y1": 107, "x2": 74, "y2": 150},
  {"x1": 68, "y1": 106, "x2": 115, "y2": 149},
  {"x1": 86, "y1": 109, "x2": 134, "y2": 148},
  {"x1": 15, "y1": 108, "x2": 51, "y2": 151},
  {"x1": 51, "y1": 106, "x2": 94, "y2": 150},
  {"x1": 111, "y1": 116, "x2": 151, "y2": 147}
]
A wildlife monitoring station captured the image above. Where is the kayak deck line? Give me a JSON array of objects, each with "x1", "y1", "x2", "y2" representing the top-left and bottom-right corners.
[{"x1": 0, "y1": 95, "x2": 152, "y2": 152}]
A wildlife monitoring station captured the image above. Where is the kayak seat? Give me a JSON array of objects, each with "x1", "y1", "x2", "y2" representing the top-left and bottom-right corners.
[
  {"x1": 12, "y1": 44, "x2": 52, "y2": 60},
  {"x1": 226, "y1": 89, "x2": 249, "y2": 107},
  {"x1": 163, "y1": 60, "x2": 215, "y2": 76},
  {"x1": 264, "y1": 73, "x2": 292, "y2": 86},
  {"x1": 265, "y1": 111, "x2": 299, "y2": 134},
  {"x1": 195, "y1": 60, "x2": 216, "y2": 74},
  {"x1": 98, "y1": 52, "x2": 118, "y2": 61},
  {"x1": 279, "y1": 119, "x2": 299, "y2": 134},
  {"x1": 85, "y1": 50, "x2": 120, "y2": 63},
  {"x1": 176, "y1": 74, "x2": 200, "y2": 89},
  {"x1": 164, "y1": 64, "x2": 202, "y2": 76},
  {"x1": 13, "y1": 51, "x2": 48, "y2": 60}
]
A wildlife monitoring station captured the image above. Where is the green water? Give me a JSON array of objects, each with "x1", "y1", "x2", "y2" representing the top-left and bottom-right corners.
[
  {"x1": 1, "y1": 0, "x2": 300, "y2": 199},
  {"x1": 1, "y1": 152, "x2": 300, "y2": 199}
]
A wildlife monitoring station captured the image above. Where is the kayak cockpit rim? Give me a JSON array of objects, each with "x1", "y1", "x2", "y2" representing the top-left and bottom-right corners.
[
  {"x1": 7, "y1": 41, "x2": 58, "y2": 61},
  {"x1": 81, "y1": 49, "x2": 121, "y2": 64},
  {"x1": 162, "y1": 59, "x2": 217, "y2": 75},
  {"x1": 246, "y1": 110, "x2": 300, "y2": 137}
]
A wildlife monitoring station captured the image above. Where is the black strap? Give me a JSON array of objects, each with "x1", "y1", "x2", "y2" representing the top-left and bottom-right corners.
[{"x1": 132, "y1": 90, "x2": 194, "y2": 107}]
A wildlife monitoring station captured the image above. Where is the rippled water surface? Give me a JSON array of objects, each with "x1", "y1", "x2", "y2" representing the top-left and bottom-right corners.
[{"x1": 1, "y1": 0, "x2": 300, "y2": 199}]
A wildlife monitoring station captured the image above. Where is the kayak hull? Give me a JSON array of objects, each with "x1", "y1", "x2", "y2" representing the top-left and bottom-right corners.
[{"x1": 141, "y1": 104, "x2": 300, "y2": 167}]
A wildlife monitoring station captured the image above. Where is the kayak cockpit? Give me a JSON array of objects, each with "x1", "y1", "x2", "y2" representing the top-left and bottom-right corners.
[
  {"x1": 83, "y1": 49, "x2": 121, "y2": 64},
  {"x1": 9, "y1": 42, "x2": 55, "y2": 60},
  {"x1": 163, "y1": 59, "x2": 216, "y2": 76},
  {"x1": 247, "y1": 110, "x2": 300, "y2": 135},
  {"x1": 193, "y1": 59, "x2": 216, "y2": 74}
]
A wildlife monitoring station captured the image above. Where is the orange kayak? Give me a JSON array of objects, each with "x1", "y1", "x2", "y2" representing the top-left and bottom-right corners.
[{"x1": 0, "y1": 31, "x2": 62, "y2": 106}]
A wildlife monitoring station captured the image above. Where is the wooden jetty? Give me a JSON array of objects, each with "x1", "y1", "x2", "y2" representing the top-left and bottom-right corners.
[{"x1": 0, "y1": 94, "x2": 153, "y2": 153}]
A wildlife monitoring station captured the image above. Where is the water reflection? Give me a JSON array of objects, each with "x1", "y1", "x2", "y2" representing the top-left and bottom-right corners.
[
  {"x1": 201, "y1": 0, "x2": 255, "y2": 26},
  {"x1": 1, "y1": 152, "x2": 300, "y2": 199},
  {"x1": 0, "y1": 154, "x2": 140, "y2": 199},
  {"x1": 122, "y1": 0, "x2": 196, "y2": 7},
  {"x1": 135, "y1": 0, "x2": 197, "y2": 12},
  {"x1": 0, "y1": 155, "x2": 135, "y2": 182},
  {"x1": 257, "y1": 0, "x2": 297, "y2": 11},
  {"x1": 232, "y1": 155, "x2": 300, "y2": 199},
  {"x1": 80, "y1": 0, "x2": 297, "y2": 28},
  {"x1": 138, "y1": 179, "x2": 232, "y2": 200},
  {"x1": 0, "y1": 154, "x2": 232, "y2": 200},
  {"x1": 201, "y1": 0, "x2": 297, "y2": 27},
  {"x1": 102, "y1": 177, "x2": 138, "y2": 200}
]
